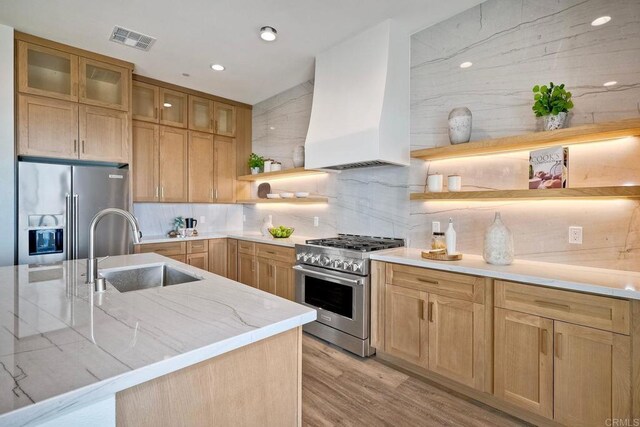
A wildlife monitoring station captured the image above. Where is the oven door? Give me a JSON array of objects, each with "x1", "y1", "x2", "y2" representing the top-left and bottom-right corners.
[{"x1": 294, "y1": 264, "x2": 369, "y2": 339}]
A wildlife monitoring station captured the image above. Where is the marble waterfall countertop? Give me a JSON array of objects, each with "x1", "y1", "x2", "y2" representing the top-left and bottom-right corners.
[
  {"x1": 0, "y1": 253, "x2": 316, "y2": 426},
  {"x1": 371, "y1": 249, "x2": 640, "y2": 300},
  {"x1": 135, "y1": 230, "x2": 313, "y2": 248}
]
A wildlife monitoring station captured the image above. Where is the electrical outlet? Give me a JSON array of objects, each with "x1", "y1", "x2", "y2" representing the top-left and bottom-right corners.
[
  {"x1": 243, "y1": 214, "x2": 246, "y2": 222},
  {"x1": 432, "y1": 221, "x2": 441, "y2": 233},
  {"x1": 313, "y1": 216, "x2": 319, "y2": 227},
  {"x1": 199, "y1": 216, "x2": 205, "y2": 224},
  {"x1": 569, "y1": 226, "x2": 583, "y2": 244}
]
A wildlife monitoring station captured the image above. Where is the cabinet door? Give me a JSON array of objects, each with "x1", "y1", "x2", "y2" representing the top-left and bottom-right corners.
[
  {"x1": 188, "y1": 132, "x2": 214, "y2": 202},
  {"x1": 158, "y1": 127, "x2": 188, "y2": 202},
  {"x1": 132, "y1": 81, "x2": 159, "y2": 123},
  {"x1": 554, "y1": 321, "x2": 630, "y2": 426},
  {"x1": 186, "y1": 252, "x2": 208, "y2": 271},
  {"x1": 189, "y1": 95, "x2": 214, "y2": 133},
  {"x1": 208, "y1": 239, "x2": 227, "y2": 277},
  {"x1": 256, "y1": 257, "x2": 275, "y2": 294},
  {"x1": 79, "y1": 105, "x2": 129, "y2": 163},
  {"x1": 384, "y1": 284, "x2": 428, "y2": 368},
  {"x1": 494, "y1": 308, "x2": 553, "y2": 418},
  {"x1": 273, "y1": 260, "x2": 294, "y2": 301},
  {"x1": 428, "y1": 294, "x2": 485, "y2": 390},
  {"x1": 227, "y1": 239, "x2": 238, "y2": 281},
  {"x1": 213, "y1": 136, "x2": 236, "y2": 203},
  {"x1": 238, "y1": 253, "x2": 257, "y2": 287},
  {"x1": 17, "y1": 41, "x2": 78, "y2": 101},
  {"x1": 167, "y1": 254, "x2": 186, "y2": 263},
  {"x1": 132, "y1": 121, "x2": 159, "y2": 202},
  {"x1": 79, "y1": 58, "x2": 129, "y2": 111},
  {"x1": 18, "y1": 94, "x2": 79, "y2": 159},
  {"x1": 159, "y1": 88, "x2": 188, "y2": 128},
  {"x1": 213, "y1": 102, "x2": 236, "y2": 137}
]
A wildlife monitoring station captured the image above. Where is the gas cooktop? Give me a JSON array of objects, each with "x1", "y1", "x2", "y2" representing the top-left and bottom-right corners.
[{"x1": 305, "y1": 234, "x2": 405, "y2": 252}]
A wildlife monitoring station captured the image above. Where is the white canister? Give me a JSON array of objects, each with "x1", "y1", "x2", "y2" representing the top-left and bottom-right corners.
[
  {"x1": 427, "y1": 174, "x2": 444, "y2": 192},
  {"x1": 263, "y1": 160, "x2": 272, "y2": 173},
  {"x1": 271, "y1": 162, "x2": 282, "y2": 172},
  {"x1": 448, "y1": 175, "x2": 462, "y2": 192}
]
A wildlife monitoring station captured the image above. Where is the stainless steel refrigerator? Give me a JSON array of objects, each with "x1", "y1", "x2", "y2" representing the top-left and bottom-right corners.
[{"x1": 18, "y1": 161, "x2": 131, "y2": 265}]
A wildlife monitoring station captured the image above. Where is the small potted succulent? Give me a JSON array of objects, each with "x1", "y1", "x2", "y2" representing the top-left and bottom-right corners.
[
  {"x1": 532, "y1": 82, "x2": 574, "y2": 130},
  {"x1": 248, "y1": 153, "x2": 264, "y2": 174}
]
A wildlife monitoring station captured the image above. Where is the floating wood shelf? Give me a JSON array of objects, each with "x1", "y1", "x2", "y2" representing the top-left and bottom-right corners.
[
  {"x1": 410, "y1": 186, "x2": 640, "y2": 201},
  {"x1": 236, "y1": 197, "x2": 329, "y2": 204},
  {"x1": 237, "y1": 167, "x2": 326, "y2": 181},
  {"x1": 411, "y1": 118, "x2": 640, "y2": 161}
]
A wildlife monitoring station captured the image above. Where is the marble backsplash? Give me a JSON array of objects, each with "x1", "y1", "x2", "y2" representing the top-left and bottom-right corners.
[
  {"x1": 133, "y1": 203, "x2": 243, "y2": 237},
  {"x1": 247, "y1": 0, "x2": 640, "y2": 271}
]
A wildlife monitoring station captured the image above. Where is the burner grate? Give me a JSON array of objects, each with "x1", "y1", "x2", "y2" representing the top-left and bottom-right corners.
[{"x1": 306, "y1": 234, "x2": 404, "y2": 252}]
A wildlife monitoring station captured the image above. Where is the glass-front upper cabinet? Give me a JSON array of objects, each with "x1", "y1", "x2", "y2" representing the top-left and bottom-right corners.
[
  {"x1": 189, "y1": 95, "x2": 214, "y2": 133},
  {"x1": 79, "y1": 58, "x2": 129, "y2": 111},
  {"x1": 18, "y1": 41, "x2": 79, "y2": 101},
  {"x1": 132, "y1": 80, "x2": 159, "y2": 123},
  {"x1": 214, "y1": 102, "x2": 236, "y2": 137},
  {"x1": 160, "y1": 88, "x2": 188, "y2": 128}
]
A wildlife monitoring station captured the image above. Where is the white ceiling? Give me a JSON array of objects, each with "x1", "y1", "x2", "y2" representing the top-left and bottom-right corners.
[{"x1": 0, "y1": 0, "x2": 482, "y2": 105}]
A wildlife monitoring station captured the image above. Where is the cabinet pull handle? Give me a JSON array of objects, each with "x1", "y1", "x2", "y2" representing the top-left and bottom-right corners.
[
  {"x1": 264, "y1": 250, "x2": 276, "y2": 255},
  {"x1": 155, "y1": 187, "x2": 159, "y2": 198},
  {"x1": 160, "y1": 109, "x2": 164, "y2": 121},
  {"x1": 419, "y1": 300, "x2": 425, "y2": 320},
  {"x1": 540, "y1": 328, "x2": 548, "y2": 355},
  {"x1": 81, "y1": 140, "x2": 85, "y2": 153},
  {"x1": 417, "y1": 277, "x2": 438, "y2": 285},
  {"x1": 251, "y1": 260, "x2": 255, "y2": 272},
  {"x1": 73, "y1": 139, "x2": 77, "y2": 153},
  {"x1": 555, "y1": 332, "x2": 562, "y2": 359},
  {"x1": 154, "y1": 107, "x2": 158, "y2": 119},
  {"x1": 215, "y1": 189, "x2": 218, "y2": 200},
  {"x1": 428, "y1": 301, "x2": 434, "y2": 322},
  {"x1": 160, "y1": 187, "x2": 164, "y2": 198},
  {"x1": 534, "y1": 300, "x2": 570, "y2": 311}
]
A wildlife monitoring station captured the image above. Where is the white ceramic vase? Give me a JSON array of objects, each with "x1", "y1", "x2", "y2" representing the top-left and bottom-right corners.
[
  {"x1": 261, "y1": 215, "x2": 274, "y2": 236},
  {"x1": 448, "y1": 107, "x2": 472, "y2": 144},
  {"x1": 251, "y1": 167, "x2": 260, "y2": 175},
  {"x1": 543, "y1": 112, "x2": 567, "y2": 131},
  {"x1": 293, "y1": 146, "x2": 305, "y2": 168},
  {"x1": 483, "y1": 212, "x2": 514, "y2": 265}
]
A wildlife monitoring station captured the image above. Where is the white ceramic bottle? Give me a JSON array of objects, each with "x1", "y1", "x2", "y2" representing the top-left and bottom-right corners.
[
  {"x1": 261, "y1": 215, "x2": 274, "y2": 236},
  {"x1": 445, "y1": 218, "x2": 457, "y2": 255}
]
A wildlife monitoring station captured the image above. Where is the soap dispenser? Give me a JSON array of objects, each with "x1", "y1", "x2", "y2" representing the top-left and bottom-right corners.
[
  {"x1": 261, "y1": 215, "x2": 274, "y2": 236},
  {"x1": 445, "y1": 218, "x2": 457, "y2": 255}
]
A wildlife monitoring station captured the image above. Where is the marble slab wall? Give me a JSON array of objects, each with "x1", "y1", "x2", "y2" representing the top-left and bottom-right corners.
[
  {"x1": 249, "y1": 0, "x2": 640, "y2": 270},
  {"x1": 133, "y1": 203, "x2": 243, "y2": 236}
]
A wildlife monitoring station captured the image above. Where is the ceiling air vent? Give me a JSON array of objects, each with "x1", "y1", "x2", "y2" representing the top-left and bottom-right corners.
[{"x1": 109, "y1": 26, "x2": 156, "y2": 51}]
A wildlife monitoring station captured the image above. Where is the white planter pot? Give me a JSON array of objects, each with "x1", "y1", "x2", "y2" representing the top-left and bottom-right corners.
[
  {"x1": 251, "y1": 167, "x2": 260, "y2": 175},
  {"x1": 543, "y1": 112, "x2": 568, "y2": 131}
]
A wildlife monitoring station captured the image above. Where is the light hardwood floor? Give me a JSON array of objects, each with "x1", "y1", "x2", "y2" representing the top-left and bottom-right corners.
[{"x1": 302, "y1": 334, "x2": 529, "y2": 427}]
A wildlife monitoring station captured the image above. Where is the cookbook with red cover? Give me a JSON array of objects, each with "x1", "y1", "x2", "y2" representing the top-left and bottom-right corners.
[{"x1": 529, "y1": 146, "x2": 568, "y2": 189}]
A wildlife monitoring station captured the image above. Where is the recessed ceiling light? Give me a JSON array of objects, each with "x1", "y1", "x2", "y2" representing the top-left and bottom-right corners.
[
  {"x1": 260, "y1": 26, "x2": 277, "y2": 42},
  {"x1": 269, "y1": 126, "x2": 276, "y2": 130},
  {"x1": 591, "y1": 16, "x2": 611, "y2": 26},
  {"x1": 181, "y1": 73, "x2": 190, "y2": 77},
  {"x1": 603, "y1": 80, "x2": 617, "y2": 87},
  {"x1": 163, "y1": 102, "x2": 172, "y2": 107},
  {"x1": 210, "y1": 64, "x2": 225, "y2": 71},
  {"x1": 460, "y1": 61, "x2": 473, "y2": 69}
]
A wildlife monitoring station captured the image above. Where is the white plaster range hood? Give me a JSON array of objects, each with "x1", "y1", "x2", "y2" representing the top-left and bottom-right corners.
[{"x1": 304, "y1": 20, "x2": 410, "y2": 170}]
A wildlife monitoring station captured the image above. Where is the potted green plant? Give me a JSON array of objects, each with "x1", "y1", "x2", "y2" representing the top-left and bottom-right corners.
[
  {"x1": 532, "y1": 82, "x2": 574, "y2": 130},
  {"x1": 248, "y1": 153, "x2": 264, "y2": 174}
]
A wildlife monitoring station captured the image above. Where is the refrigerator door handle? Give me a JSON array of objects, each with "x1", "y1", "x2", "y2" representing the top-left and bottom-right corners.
[
  {"x1": 65, "y1": 194, "x2": 72, "y2": 261},
  {"x1": 73, "y1": 194, "x2": 79, "y2": 259}
]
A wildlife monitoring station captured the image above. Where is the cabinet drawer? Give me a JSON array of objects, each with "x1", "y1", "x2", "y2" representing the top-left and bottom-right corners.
[
  {"x1": 238, "y1": 240, "x2": 255, "y2": 255},
  {"x1": 135, "y1": 242, "x2": 186, "y2": 256},
  {"x1": 256, "y1": 243, "x2": 295, "y2": 263},
  {"x1": 386, "y1": 263, "x2": 485, "y2": 303},
  {"x1": 167, "y1": 254, "x2": 186, "y2": 263},
  {"x1": 187, "y1": 240, "x2": 208, "y2": 254},
  {"x1": 494, "y1": 280, "x2": 630, "y2": 334}
]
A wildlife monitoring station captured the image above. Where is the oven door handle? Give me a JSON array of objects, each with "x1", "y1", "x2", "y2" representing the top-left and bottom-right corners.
[{"x1": 292, "y1": 265, "x2": 363, "y2": 286}]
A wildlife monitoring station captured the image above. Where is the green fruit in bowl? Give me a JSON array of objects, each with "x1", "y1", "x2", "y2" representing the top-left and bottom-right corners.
[{"x1": 269, "y1": 226, "x2": 294, "y2": 238}]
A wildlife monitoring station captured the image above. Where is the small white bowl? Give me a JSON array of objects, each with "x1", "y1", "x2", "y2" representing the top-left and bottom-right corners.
[
  {"x1": 295, "y1": 192, "x2": 309, "y2": 198},
  {"x1": 266, "y1": 193, "x2": 281, "y2": 199},
  {"x1": 280, "y1": 192, "x2": 295, "y2": 198}
]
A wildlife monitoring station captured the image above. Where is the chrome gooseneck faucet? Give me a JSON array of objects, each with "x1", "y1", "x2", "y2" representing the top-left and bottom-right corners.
[{"x1": 86, "y1": 208, "x2": 142, "y2": 292}]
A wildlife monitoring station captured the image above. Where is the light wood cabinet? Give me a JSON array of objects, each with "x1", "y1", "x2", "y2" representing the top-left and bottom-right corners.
[
  {"x1": 273, "y1": 260, "x2": 294, "y2": 301},
  {"x1": 494, "y1": 308, "x2": 553, "y2": 419},
  {"x1": 187, "y1": 131, "x2": 214, "y2": 202},
  {"x1": 189, "y1": 95, "x2": 214, "y2": 133},
  {"x1": 187, "y1": 252, "x2": 209, "y2": 270},
  {"x1": 132, "y1": 81, "x2": 159, "y2": 123},
  {"x1": 160, "y1": 88, "x2": 188, "y2": 128},
  {"x1": 79, "y1": 105, "x2": 129, "y2": 163},
  {"x1": 134, "y1": 241, "x2": 186, "y2": 257},
  {"x1": 227, "y1": 239, "x2": 238, "y2": 281},
  {"x1": 213, "y1": 102, "x2": 236, "y2": 137},
  {"x1": 238, "y1": 252, "x2": 257, "y2": 288},
  {"x1": 158, "y1": 126, "x2": 188, "y2": 202},
  {"x1": 384, "y1": 284, "x2": 429, "y2": 368},
  {"x1": 79, "y1": 57, "x2": 129, "y2": 111},
  {"x1": 132, "y1": 121, "x2": 159, "y2": 202},
  {"x1": 17, "y1": 41, "x2": 78, "y2": 102},
  {"x1": 18, "y1": 94, "x2": 79, "y2": 159},
  {"x1": 208, "y1": 239, "x2": 227, "y2": 277},
  {"x1": 213, "y1": 136, "x2": 236, "y2": 202},
  {"x1": 428, "y1": 294, "x2": 485, "y2": 390},
  {"x1": 256, "y1": 257, "x2": 273, "y2": 294}
]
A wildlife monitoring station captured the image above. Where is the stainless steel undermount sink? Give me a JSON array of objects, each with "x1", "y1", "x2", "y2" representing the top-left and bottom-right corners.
[{"x1": 101, "y1": 264, "x2": 203, "y2": 293}]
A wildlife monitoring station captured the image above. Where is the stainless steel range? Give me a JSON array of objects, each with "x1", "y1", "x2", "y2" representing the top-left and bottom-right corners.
[{"x1": 294, "y1": 234, "x2": 404, "y2": 357}]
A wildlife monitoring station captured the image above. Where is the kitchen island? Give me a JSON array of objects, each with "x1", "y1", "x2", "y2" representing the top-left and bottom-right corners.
[{"x1": 0, "y1": 253, "x2": 316, "y2": 426}]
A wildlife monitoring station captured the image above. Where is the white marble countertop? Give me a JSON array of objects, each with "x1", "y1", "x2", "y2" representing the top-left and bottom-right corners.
[
  {"x1": 371, "y1": 249, "x2": 640, "y2": 300},
  {"x1": 136, "y1": 230, "x2": 313, "y2": 248},
  {"x1": 0, "y1": 253, "x2": 316, "y2": 426}
]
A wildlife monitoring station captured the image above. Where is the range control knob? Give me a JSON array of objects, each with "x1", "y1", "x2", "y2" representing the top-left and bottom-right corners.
[
  {"x1": 320, "y1": 256, "x2": 331, "y2": 266},
  {"x1": 333, "y1": 259, "x2": 344, "y2": 269},
  {"x1": 310, "y1": 255, "x2": 320, "y2": 264},
  {"x1": 303, "y1": 253, "x2": 312, "y2": 262},
  {"x1": 296, "y1": 252, "x2": 306, "y2": 261},
  {"x1": 343, "y1": 260, "x2": 353, "y2": 271},
  {"x1": 352, "y1": 262, "x2": 363, "y2": 273}
]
